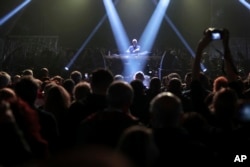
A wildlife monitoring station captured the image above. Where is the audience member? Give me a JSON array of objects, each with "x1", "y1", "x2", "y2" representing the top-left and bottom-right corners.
[
  {"x1": 62, "y1": 78, "x2": 75, "y2": 101},
  {"x1": 70, "y1": 70, "x2": 82, "y2": 85},
  {"x1": 14, "y1": 76, "x2": 59, "y2": 154},
  {"x1": 38, "y1": 68, "x2": 50, "y2": 82},
  {"x1": 168, "y1": 77, "x2": 192, "y2": 112},
  {"x1": 130, "y1": 80, "x2": 150, "y2": 126},
  {"x1": 114, "y1": 74, "x2": 124, "y2": 81},
  {"x1": 183, "y1": 72, "x2": 192, "y2": 91},
  {"x1": 145, "y1": 77, "x2": 161, "y2": 102},
  {"x1": 83, "y1": 68, "x2": 114, "y2": 114},
  {"x1": 205, "y1": 76, "x2": 229, "y2": 107},
  {"x1": 9, "y1": 98, "x2": 49, "y2": 160},
  {"x1": 150, "y1": 92, "x2": 213, "y2": 166},
  {"x1": 76, "y1": 81, "x2": 138, "y2": 148},
  {"x1": 22, "y1": 69, "x2": 34, "y2": 77},
  {"x1": 0, "y1": 71, "x2": 11, "y2": 89},
  {"x1": 117, "y1": 125, "x2": 159, "y2": 167},
  {"x1": 66, "y1": 81, "x2": 92, "y2": 147},
  {"x1": 0, "y1": 100, "x2": 32, "y2": 166}
]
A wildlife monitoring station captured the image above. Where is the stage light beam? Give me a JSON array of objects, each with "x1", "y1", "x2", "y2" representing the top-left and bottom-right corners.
[
  {"x1": 104, "y1": 0, "x2": 135, "y2": 78},
  {"x1": 65, "y1": 0, "x2": 122, "y2": 70},
  {"x1": 139, "y1": 0, "x2": 170, "y2": 52},
  {"x1": 65, "y1": 14, "x2": 108, "y2": 70},
  {"x1": 103, "y1": 0, "x2": 129, "y2": 53},
  {"x1": 239, "y1": 0, "x2": 250, "y2": 10},
  {"x1": 0, "y1": 0, "x2": 31, "y2": 26},
  {"x1": 129, "y1": 0, "x2": 170, "y2": 79},
  {"x1": 162, "y1": 14, "x2": 206, "y2": 71}
]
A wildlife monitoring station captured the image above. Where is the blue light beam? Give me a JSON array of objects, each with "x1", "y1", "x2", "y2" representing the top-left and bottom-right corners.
[
  {"x1": 162, "y1": 12, "x2": 206, "y2": 71},
  {"x1": 239, "y1": 0, "x2": 250, "y2": 10},
  {"x1": 103, "y1": 0, "x2": 130, "y2": 53},
  {"x1": 139, "y1": 0, "x2": 170, "y2": 52},
  {"x1": 65, "y1": 15, "x2": 108, "y2": 69},
  {"x1": 103, "y1": 0, "x2": 132, "y2": 78},
  {"x1": 128, "y1": 0, "x2": 170, "y2": 79},
  {"x1": 65, "y1": 0, "x2": 121, "y2": 70},
  {"x1": 0, "y1": 0, "x2": 31, "y2": 26}
]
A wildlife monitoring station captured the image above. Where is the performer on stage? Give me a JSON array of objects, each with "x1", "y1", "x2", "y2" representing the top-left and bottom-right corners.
[{"x1": 126, "y1": 38, "x2": 141, "y2": 54}]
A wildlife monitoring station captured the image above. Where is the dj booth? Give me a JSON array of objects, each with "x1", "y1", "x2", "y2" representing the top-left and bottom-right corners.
[{"x1": 103, "y1": 51, "x2": 161, "y2": 76}]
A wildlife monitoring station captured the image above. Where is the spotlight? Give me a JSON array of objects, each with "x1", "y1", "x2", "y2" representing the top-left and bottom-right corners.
[
  {"x1": 64, "y1": 67, "x2": 69, "y2": 71},
  {"x1": 0, "y1": 0, "x2": 32, "y2": 26},
  {"x1": 103, "y1": 0, "x2": 129, "y2": 52}
]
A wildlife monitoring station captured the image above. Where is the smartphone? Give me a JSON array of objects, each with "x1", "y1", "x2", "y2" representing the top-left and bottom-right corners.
[{"x1": 211, "y1": 32, "x2": 222, "y2": 40}]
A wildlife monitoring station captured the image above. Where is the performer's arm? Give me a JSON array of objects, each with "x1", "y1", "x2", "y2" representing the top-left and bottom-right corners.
[
  {"x1": 126, "y1": 46, "x2": 132, "y2": 53},
  {"x1": 133, "y1": 45, "x2": 140, "y2": 53}
]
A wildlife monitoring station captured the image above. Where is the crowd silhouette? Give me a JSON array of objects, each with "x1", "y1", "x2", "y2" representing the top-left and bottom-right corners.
[{"x1": 1, "y1": 28, "x2": 250, "y2": 167}]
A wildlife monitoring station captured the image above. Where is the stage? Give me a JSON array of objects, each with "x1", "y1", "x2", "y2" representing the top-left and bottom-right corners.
[{"x1": 103, "y1": 52, "x2": 161, "y2": 79}]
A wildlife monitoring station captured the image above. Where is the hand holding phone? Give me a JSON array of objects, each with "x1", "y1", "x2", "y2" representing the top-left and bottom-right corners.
[{"x1": 204, "y1": 27, "x2": 223, "y2": 40}]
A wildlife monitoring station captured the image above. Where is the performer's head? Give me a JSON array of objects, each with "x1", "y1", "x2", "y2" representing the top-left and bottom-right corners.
[{"x1": 132, "y1": 39, "x2": 137, "y2": 46}]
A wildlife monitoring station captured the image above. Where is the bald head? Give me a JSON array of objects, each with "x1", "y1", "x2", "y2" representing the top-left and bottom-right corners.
[
  {"x1": 150, "y1": 92, "x2": 183, "y2": 128},
  {"x1": 107, "y1": 81, "x2": 134, "y2": 109},
  {"x1": 0, "y1": 88, "x2": 16, "y2": 101}
]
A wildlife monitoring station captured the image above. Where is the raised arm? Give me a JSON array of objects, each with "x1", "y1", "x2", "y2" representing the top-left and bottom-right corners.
[
  {"x1": 192, "y1": 30, "x2": 211, "y2": 80},
  {"x1": 222, "y1": 28, "x2": 239, "y2": 82}
]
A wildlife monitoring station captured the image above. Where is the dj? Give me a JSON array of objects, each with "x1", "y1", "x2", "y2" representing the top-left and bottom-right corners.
[{"x1": 126, "y1": 38, "x2": 141, "y2": 54}]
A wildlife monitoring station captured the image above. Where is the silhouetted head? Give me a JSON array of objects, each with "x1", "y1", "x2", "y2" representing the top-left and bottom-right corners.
[
  {"x1": 70, "y1": 71, "x2": 82, "y2": 85},
  {"x1": 14, "y1": 76, "x2": 39, "y2": 106},
  {"x1": 90, "y1": 68, "x2": 114, "y2": 95},
  {"x1": 73, "y1": 81, "x2": 91, "y2": 101},
  {"x1": 22, "y1": 69, "x2": 33, "y2": 77},
  {"x1": 0, "y1": 71, "x2": 11, "y2": 89},
  {"x1": 150, "y1": 92, "x2": 183, "y2": 128},
  {"x1": 133, "y1": 71, "x2": 145, "y2": 82},
  {"x1": 117, "y1": 125, "x2": 159, "y2": 167},
  {"x1": 107, "y1": 81, "x2": 134, "y2": 109},
  {"x1": 0, "y1": 87, "x2": 16, "y2": 101},
  {"x1": 213, "y1": 76, "x2": 228, "y2": 92}
]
